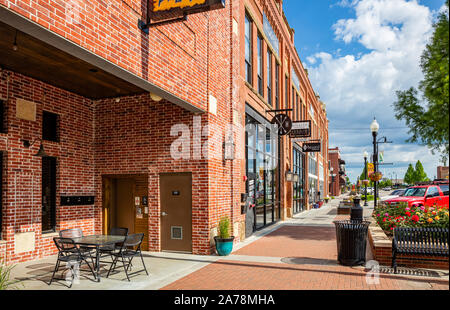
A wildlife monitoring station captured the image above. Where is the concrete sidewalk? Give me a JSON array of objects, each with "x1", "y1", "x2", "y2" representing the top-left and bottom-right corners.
[{"x1": 6, "y1": 195, "x2": 449, "y2": 290}]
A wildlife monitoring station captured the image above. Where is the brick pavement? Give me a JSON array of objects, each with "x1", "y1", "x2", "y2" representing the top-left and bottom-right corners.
[{"x1": 161, "y1": 224, "x2": 449, "y2": 290}]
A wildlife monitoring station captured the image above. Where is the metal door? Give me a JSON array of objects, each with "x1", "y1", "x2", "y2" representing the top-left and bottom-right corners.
[{"x1": 160, "y1": 173, "x2": 192, "y2": 252}]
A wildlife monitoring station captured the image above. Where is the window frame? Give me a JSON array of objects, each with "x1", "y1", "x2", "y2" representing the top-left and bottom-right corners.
[
  {"x1": 245, "y1": 13, "x2": 253, "y2": 85},
  {"x1": 257, "y1": 33, "x2": 264, "y2": 96},
  {"x1": 275, "y1": 63, "x2": 280, "y2": 109},
  {"x1": 42, "y1": 110, "x2": 59, "y2": 143},
  {"x1": 42, "y1": 156, "x2": 57, "y2": 234},
  {"x1": 267, "y1": 50, "x2": 272, "y2": 106}
]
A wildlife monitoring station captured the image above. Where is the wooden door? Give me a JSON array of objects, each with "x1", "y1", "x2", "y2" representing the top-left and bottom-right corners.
[
  {"x1": 160, "y1": 173, "x2": 192, "y2": 252},
  {"x1": 102, "y1": 175, "x2": 149, "y2": 251},
  {"x1": 133, "y1": 176, "x2": 149, "y2": 251}
]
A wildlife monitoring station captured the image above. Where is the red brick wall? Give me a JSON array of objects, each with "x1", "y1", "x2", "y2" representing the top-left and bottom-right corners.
[
  {"x1": 0, "y1": 1, "x2": 239, "y2": 262},
  {"x1": 0, "y1": 70, "x2": 95, "y2": 263},
  {"x1": 328, "y1": 149, "x2": 341, "y2": 197},
  {"x1": 94, "y1": 94, "x2": 212, "y2": 254},
  {"x1": 0, "y1": 0, "x2": 210, "y2": 111}
]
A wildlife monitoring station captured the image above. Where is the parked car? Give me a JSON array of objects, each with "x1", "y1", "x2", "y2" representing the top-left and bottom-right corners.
[
  {"x1": 383, "y1": 182, "x2": 449, "y2": 208},
  {"x1": 384, "y1": 187, "x2": 392, "y2": 191},
  {"x1": 363, "y1": 187, "x2": 374, "y2": 195},
  {"x1": 380, "y1": 189, "x2": 406, "y2": 201}
]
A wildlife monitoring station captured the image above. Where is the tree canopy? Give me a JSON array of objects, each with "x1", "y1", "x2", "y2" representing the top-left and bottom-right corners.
[
  {"x1": 403, "y1": 161, "x2": 430, "y2": 185},
  {"x1": 393, "y1": 0, "x2": 449, "y2": 164}
]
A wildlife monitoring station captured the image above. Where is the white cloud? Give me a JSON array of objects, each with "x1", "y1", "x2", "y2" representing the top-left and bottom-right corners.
[{"x1": 306, "y1": 0, "x2": 444, "y2": 183}]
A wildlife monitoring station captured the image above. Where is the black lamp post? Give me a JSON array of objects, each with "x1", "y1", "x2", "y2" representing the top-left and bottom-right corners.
[
  {"x1": 363, "y1": 151, "x2": 368, "y2": 206},
  {"x1": 370, "y1": 118, "x2": 380, "y2": 207}
]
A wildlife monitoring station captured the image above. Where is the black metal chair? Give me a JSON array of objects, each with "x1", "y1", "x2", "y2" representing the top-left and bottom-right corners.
[
  {"x1": 49, "y1": 237, "x2": 96, "y2": 288},
  {"x1": 59, "y1": 228, "x2": 95, "y2": 254},
  {"x1": 106, "y1": 233, "x2": 149, "y2": 281},
  {"x1": 99, "y1": 227, "x2": 129, "y2": 261}
]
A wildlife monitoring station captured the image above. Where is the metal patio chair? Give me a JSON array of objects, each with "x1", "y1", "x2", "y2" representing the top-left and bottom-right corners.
[
  {"x1": 59, "y1": 228, "x2": 96, "y2": 252},
  {"x1": 106, "y1": 233, "x2": 149, "y2": 281},
  {"x1": 49, "y1": 237, "x2": 96, "y2": 288},
  {"x1": 99, "y1": 227, "x2": 129, "y2": 261}
]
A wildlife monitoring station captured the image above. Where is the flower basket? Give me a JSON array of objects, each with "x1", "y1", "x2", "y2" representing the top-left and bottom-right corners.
[
  {"x1": 369, "y1": 172, "x2": 382, "y2": 182},
  {"x1": 362, "y1": 179, "x2": 370, "y2": 186}
]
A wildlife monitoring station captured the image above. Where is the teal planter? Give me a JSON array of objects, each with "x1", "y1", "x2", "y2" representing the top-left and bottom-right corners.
[{"x1": 214, "y1": 236, "x2": 235, "y2": 256}]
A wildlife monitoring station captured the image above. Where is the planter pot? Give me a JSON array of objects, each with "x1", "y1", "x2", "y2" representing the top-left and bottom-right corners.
[{"x1": 214, "y1": 236, "x2": 235, "y2": 256}]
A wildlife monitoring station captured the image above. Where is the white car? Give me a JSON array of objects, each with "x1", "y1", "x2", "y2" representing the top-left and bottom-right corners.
[
  {"x1": 380, "y1": 189, "x2": 406, "y2": 201},
  {"x1": 363, "y1": 187, "x2": 374, "y2": 195}
]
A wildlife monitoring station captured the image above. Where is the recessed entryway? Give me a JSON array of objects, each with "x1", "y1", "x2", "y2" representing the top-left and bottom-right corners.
[{"x1": 102, "y1": 174, "x2": 149, "y2": 251}]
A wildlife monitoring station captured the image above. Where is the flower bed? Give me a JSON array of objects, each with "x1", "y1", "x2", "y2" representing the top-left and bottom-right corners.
[{"x1": 373, "y1": 202, "x2": 449, "y2": 237}]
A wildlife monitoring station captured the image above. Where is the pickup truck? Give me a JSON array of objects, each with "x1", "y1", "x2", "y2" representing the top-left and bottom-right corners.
[{"x1": 383, "y1": 182, "x2": 449, "y2": 209}]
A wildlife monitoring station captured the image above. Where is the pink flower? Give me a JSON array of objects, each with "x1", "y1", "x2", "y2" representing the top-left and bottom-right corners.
[
  {"x1": 420, "y1": 206, "x2": 425, "y2": 211},
  {"x1": 384, "y1": 213, "x2": 389, "y2": 217},
  {"x1": 405, "y1": 207, "x2": 410, "y2": 211}
]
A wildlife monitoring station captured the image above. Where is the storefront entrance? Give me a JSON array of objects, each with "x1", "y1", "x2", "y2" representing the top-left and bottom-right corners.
[
  {"x1": 102, "y1": 175, "x2": 149, "y2": 251},
  {"x1": 245, "y1": 105, "x2": 280, "y2": 237},
  {"x1": 160, "y1": 173, "x2": 193, "y2": 253}
]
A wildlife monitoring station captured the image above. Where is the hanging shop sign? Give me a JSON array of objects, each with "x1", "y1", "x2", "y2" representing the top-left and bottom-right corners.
[
  {"x1": 271, "y1": 114, "x2": 292, "y2": 136},
  {"x1": 292, "y1": 138, "x2": 315, "y2": 143},
  {"x1": 289, "y1": 120, "x2": 311, "y2": 138},
  {"x1": 302, "y1": 142, "x2": 321, "y2": 153},
  {"x1": 152, "y1": 0, "x2": 225, "y2": 14}
]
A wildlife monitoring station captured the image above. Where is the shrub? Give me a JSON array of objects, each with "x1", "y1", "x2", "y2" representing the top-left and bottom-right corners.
[
  {"x1": 361, "y1": 195, "x2": 374, "y2": 201},
  {"x1": 0, "y1": 260, "x2": 15, "y2": 290},
  {"x1": 218, "y1": 216, "x2": 231, "y2": 239}
]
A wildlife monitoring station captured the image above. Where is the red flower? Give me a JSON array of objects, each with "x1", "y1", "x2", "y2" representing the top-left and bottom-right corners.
[
  {"x1": 412, "y1": 215, "x2": 420, "y2": 222},
  {"x1": 405, "y1": 212, "x2": 411, "y2": 217}
]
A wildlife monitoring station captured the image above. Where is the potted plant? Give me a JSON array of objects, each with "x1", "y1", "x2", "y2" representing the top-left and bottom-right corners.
[
  {"x1": 214, "y1": 216, "x2": 235, "y2": 256},
  {"x1": 324, "y1": 196, "x2": 330, "y2": 203},
  {"x1": 362, "y1": 179, "x2": 370, "y2": 186}
]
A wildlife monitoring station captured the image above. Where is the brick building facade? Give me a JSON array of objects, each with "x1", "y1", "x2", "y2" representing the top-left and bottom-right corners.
[
  {"x1": 0, "y1": 0, "x2": 328, "y2": 263},
  {"x1": 328, "y1": 147, "x2": 346, "y2": 197}
]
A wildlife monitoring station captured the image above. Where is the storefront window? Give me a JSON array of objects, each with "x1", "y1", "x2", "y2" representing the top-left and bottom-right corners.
[
  {"x1": 293, "y1": 148, "x2": 305, "y2": 214},
  {"x1": 257, "y1": 34, "x2": 263, "y2": 96},
  {"x1": 308, "y1": 155, "x2": 318, "y2": 204},
  {"x1": 246, "y1": 109, "x2": 279, "y2": 232},
  {"x1": 245, "y1": 14, "x2": 253, "y2": 85}
]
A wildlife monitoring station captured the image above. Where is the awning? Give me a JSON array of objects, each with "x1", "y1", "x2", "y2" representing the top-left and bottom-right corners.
[{"x1": 0, "y1": 6, "x2": 204, "y2": 113}]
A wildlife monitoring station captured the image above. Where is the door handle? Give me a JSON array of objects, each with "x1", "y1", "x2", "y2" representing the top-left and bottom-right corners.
[{"x1": 161, "y1": 212, "x2": 168, "y2": 217}]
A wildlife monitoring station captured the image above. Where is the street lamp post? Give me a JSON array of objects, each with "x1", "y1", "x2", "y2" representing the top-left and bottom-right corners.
[
  {"x1": 363, "y1": 151, "x2": 368, "y2": 206},
  {"x1": 371, "y1": 118, "x2": 380, "y2": 207}
]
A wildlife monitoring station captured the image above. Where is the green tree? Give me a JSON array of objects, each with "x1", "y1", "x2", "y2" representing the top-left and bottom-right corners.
[
  {"x1": 404, "y1": 164, "x2": 416, "y2": 185},
  {"x1": 413, "y1": 160, "x2": 430, "y2": 183},
  {"x1": 393, "y1": 1, "x2": 449, "y2": 163}
]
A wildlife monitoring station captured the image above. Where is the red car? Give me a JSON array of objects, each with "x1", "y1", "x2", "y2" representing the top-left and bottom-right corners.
[{"x1": 383, "y1": 181, "x2": 449, "y2": 209}]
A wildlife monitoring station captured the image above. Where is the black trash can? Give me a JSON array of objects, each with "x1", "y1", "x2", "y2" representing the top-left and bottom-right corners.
[{"x1": 333, "y1": 220, "x2": 370, "y2": 266}]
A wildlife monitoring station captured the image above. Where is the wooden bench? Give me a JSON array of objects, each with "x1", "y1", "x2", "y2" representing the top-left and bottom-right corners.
[{"x1": 392, "y1": 227, "x2": 449, "y2": 273}]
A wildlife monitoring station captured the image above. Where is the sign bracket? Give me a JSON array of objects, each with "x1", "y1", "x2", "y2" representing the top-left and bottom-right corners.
[{"x1": 138, "y1": 13, "x2": 188, "y2": 34}]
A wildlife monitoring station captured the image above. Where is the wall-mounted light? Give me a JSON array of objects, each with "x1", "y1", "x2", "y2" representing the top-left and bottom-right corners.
[
  {"x1": 22, "y1": 138, "x2": 48, "y2": 157},
  {"x1": 285, "y1": 171, "x2": 294, "y2": 182},
  {"x1": 293, "y1": 174, "x2": 299, "y2": 183},
  {"x1": 13, "y1": 30, "x2": 18, "y2": 51},
  {"x1": 150, "y1": 92, "x2": 163, "y2": 102},
  {"x1": 224, "y1": 135, "x2": 235, "y2": 161}
]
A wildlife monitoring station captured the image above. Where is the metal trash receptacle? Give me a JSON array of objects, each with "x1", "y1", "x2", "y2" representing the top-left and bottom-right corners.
[{"x1": 333, "y1": 220, "x2": 370, "y2": 266}]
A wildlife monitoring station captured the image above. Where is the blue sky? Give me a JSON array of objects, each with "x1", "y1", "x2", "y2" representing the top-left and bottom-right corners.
[{"x1": 283, "y1": 0, "x2": 448, "y2": 184}]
